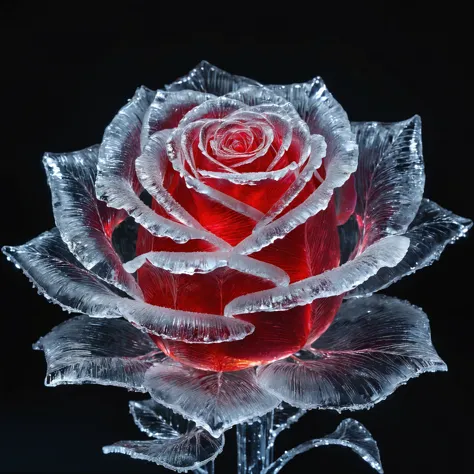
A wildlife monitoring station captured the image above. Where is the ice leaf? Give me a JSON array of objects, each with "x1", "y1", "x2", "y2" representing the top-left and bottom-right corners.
[
  {"x1": 144, "y1": 363, "x2": 281, "y2": 437},
  {"x1": 262, "y1": 418, "x2": 383, "y2": 474},
  {"x1": 352, "y1": 118, "x2": 425, "y2": 251},
  {"x1": 256, "y1": 295, "x2": 446, "y2": 410},
  {"x1": 43, "y1": 145, "x2": 142, "y2": 298},
  {"x1": 33, "y1": 315, "x2": 162, "y2": 390},
  {"x1": 269, "y1": 403, "x2": 307, "y2": 447},
  {"x1": 349, "y1": 199, "x2": 472, "y2": 296}
]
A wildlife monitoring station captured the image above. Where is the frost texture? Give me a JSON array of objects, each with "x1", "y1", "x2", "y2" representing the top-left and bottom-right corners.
[
  {"x1": 352, "y1": 118, "x2": 425, "y2": 251},
  {"x1": 225, "y1": 235, "x2": 409, "y2": 316},
  {"x1": 262, "y1": 419, "x2": 383, "y2": 474},
  {"x1": 43, "y1": 145, "x2": 142, "y2": 298},
  {"x1": 104, "y1": 399, "x2": 224, "y2": 472},
  {"x1": 144, "y1": 363, "x2": 281, "y2": 437},
  {"x1": 2, "y1": 229, "x2": 255, "y2": 343},
  {"x1": 124, "y1": 251, "x2": 289, "y2": 286},
  {"x1": 33, "y1": 315, "x2": 162, "y2": 390},
  {"x1": 349, "y1": 199, "x2": 473, "y2": 296},
  {"x1": 257, "y1": 295, "x2": 446, "y2": 410}
]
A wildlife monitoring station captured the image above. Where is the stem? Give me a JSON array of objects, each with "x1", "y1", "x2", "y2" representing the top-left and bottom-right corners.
[{"x1": 236, "y1": 411, "x2": 274, "y2": 474}]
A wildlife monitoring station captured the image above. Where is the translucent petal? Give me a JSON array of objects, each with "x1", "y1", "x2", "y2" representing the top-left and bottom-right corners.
[
  {"x1": 103, "y1": 425, "x2": 224, "y2": 472},
  {"x1": 144, "y1": 363, "x2": 281, "y2": 437},
  {"x1": 269, "y1": 403, "x2": 307, "y2": 446},
  {"x1": 95, "y1": 88, "x2": 225, "y2": 246},
  {"x1": 124, "y1": 251, "x2": 289, "y2": 286},
  {"x1": 178, "y1": 97, "x2": 244, "y2": 128},
  {"x1": 2, "y1": 230, "x2": 255, "y2": 343},
  {"x1": 44, "y1": 145, "x2": 142, "y2": 298},
  {"x1": 335, "y1": 173, "x2": 357, "y2": 225},
  {"x1": 225, "y1": 235, "x2": 409, "y2": 316},
  {"x1": 141, "y1": 90, "x2": 215, "y2": 149},
  {"x1": 263, "y1": 419, "x2": 383, "y2": 474},
  {"x1": 352, "y1": 118, "x2": 425, "y2": 250},
  {"x1": 256, "y1": 295, "x2": 446, "y2": 410},
  {"x1": 33, "y1": 315, "x2": 162, "y2": 390},
  {"x1": 166, "y1": 60, "x2": 260, "y2": 94},
  {"x1": 349, "y1": 199, "x2": 473, "y2": 296}
]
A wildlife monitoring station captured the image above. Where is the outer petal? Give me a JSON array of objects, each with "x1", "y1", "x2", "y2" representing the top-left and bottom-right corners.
[
  {"x1": 43, "y1": 145, "x2": 142, "y2": 298},
  {"x1": 166, "y1": 60, "x2": 260, "y2": 95},
  {"x1": 104, "y1": 400, "x2": 224, "y2": 472},
  {"x1": 256, "y1": 295, "x2": 446, "y2": 410},
  {"x1": 225, "y1": 235, "x2": 409, "y2": 316},
  {"x1": 2, "y1": 229, "x2": 255, "y2": 343},
  {"x1": 144, "y1": 363, "x2": 281, "y2": 437},
  {"x1": 349, "y1": 199, "x2": 472, "y2": 296},
  {"x1": 33, "y1": 315, "x2": 162, "y2": 390},
  {"x1": 351, "y1": 117, "x2": 425, "y2": 251}
]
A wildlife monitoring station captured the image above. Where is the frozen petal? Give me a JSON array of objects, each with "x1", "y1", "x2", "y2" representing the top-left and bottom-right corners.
[
  {"x1": 335, "y1": 173, "x2": 357, "y2": 226},
  {"x1": 33, "y1": 315, "x2": 161, "y2": 390},
  {"x1": 225, "y1": 235, "x2": 409, "y2": 316},
  {"x1": 44, "y1": 145, "x2": 142, "y2": 298},
  {"x1": 269, "y1": 403, "x2": 307, "y2": 446},
  {"x1": 144, "y1": 364, "x2": 281, "y2": 437},
  {"x1": 263, "y1": 419, "x2": 383, "y2": 474},
  {"x1": 124, "y1": 251, "x2": 289, "y2": 286},
  {"x1": 352, "y1": 118, "x2": 425, "y2": 250},
  {"x1": 257, "y1": 295, "x2": 446, "y2": 410},
  {"x1": 349, "y1": 199, "x2": 472, "y2": 296},
  {"x1": 166, "y1": 60, "x2": 259, "y2": 95},
  {"x1": 2, "y1": 230, "x2": 255, "y2": 343}
]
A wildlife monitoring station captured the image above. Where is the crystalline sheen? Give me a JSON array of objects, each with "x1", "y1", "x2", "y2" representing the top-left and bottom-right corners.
[
  {"x1": 2, "y1": 230, "x2": 254, "y2": 343},
  {"x1": 351, "y1": 118, "x2": 425, "y2": 252},
  {"x1": 225, "y1": 235, "x2": 409, "y2": 316},
  {"x1": 144, "y1": 363, "x2": 281, "y2": 437},
  {"x1": 104, "y1": 399, "x2": 224, "y2": 472},
  {"x1": 256, "y1": 295, "x2": 446, "y2": 410},
  {"x1": 33, "y1": 316, "x2": 162, "y2": 390},
  {"x1": 269, "y1": 403, "x2": 307, "y2": 448},
  {"x1": 124, "y1": 251, "x2": 290, "y2": 286},
  {"x1": 349, "y1": 199, "x2": 472, "y2": 296},
  {"x1": 43, "y1": 146, "x2": 142, "y2": 299},
  {"x1": 262, "y1": 419, "x2": 383, "y2": 474}
]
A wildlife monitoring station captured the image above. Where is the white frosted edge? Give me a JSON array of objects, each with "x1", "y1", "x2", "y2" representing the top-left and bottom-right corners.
[
  {"x1": 123, "y1": 251, "x2": 290, "y2": 286},
  {"x1": 225, "y1": 236, "x2": 410, "y2": 315},
  {"x1": 256, "y1": 134, "x2": 327, "y2": 229}
]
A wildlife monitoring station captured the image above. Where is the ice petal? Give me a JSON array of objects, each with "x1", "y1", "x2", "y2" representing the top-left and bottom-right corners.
[
  {"x1": 166, "y1": 60, "x2": 260, "y2": 95},
  {"x1": 44, "y1": 145, "x2": 142, "y2": 298},
  {"x1": 349, "y1": 199, "x2": 472, "y2": 296},
  {"x1": 33, "y1": 315, "x2": 162, "y2": 390},
  {"x1": 2, "y1": 230, "x2": 255, "y2": 343},
  {"x1": 144, "y1": 363, "x2": 281, "y2": 437},
  {"x1": 263, "y1": 419, "x2": 383, "y2": 474},
  {"x1": 352, "y1": 118, "x2": 425, "y2": 250},
  {"x1": 225, "y1": 235, "x2": 409, "y2": 316},
  {"x1": 124, "y1": 251, "x2": 289, "y2": 286},
  {"x1": 257, "y1": 295, "x2": 446, "y2": 410}
]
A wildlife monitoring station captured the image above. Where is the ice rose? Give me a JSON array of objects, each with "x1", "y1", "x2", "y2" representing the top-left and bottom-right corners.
[{"x1": 4, "y1": 61, "x2": 470, "y2": 471}]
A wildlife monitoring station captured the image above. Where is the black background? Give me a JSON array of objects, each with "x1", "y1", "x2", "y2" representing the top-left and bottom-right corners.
[{"x1": 1, "y1": 3, "x2": 472, "y2": 473}]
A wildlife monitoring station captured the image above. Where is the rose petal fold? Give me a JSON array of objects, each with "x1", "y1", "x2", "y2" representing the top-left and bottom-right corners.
[
  {"x1": 225, "y1": 235, "x2": 409, "y2": 316},
  {"x1": 144, "y1": 363, "x2": 281, "y2": 437},
  {"x1": 348, "y1": 199, "x2": 472, "y2": 296},
  {"x1": 33, "y1": 315, "x2": 162, "y2": 390},
  {"x1": 44, "y1": 145, "x2": 142, "y2": 298},
  {"x1": 256, "y1": 295, "x2": 446, "y2": 410}
]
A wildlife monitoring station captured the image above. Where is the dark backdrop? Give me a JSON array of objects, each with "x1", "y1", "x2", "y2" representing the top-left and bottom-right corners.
[{"x1": 1, "y1": 4, "x2": 472, "y2": 473}]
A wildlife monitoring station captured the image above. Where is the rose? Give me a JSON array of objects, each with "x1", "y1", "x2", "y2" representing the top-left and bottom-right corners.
[{"x1": 4, "y1": 61, "x2": 470, "y2": 471}]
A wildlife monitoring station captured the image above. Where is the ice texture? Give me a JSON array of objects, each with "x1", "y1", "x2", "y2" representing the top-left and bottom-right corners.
[
  {"x1": 3, "y1": 229, "x2": 255, "y2": 343},
  {"x1": 225, "y1": 235, "x2": 409, "y2": 316},
  {"x1": 351, "y1": 118, "x2": 425, "y2": 251},
  {"x1": 144, "y1": 363, "x2": 281, "y2": 437},
  {"x1": 349, "y1": 199, "x2": 473, "y2": 296},
  {"x1": 104, "y1": 399, "x2": 224, "y2": 472},
  {"x1": 269, "y1": 403, "x2": 307, "y2": 448},
  {"x1": 256, "y1": 295, "x2": 446, "y2": 409},
  {"x1": 33, "y1": 315, "x2": 162, "y2": 390},
  {"x1": 262, "y1": 418, "x2": 383, "y2": 474},
  {"x1": 123, "y1": 251, "x2": 289, "y2": 286},
  {"x1": 43, "y1": 145, "x2": 142, "y2": 298}
]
